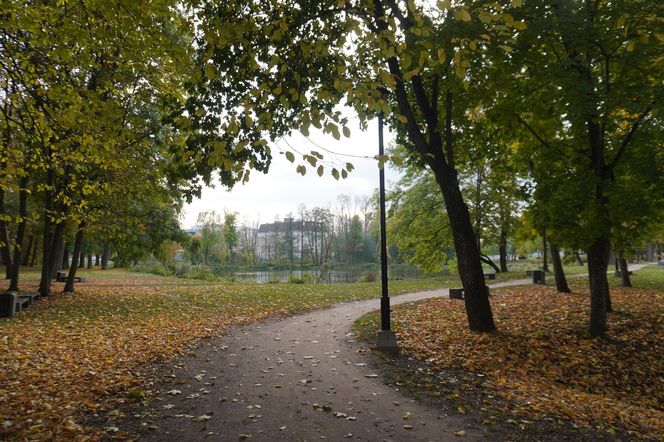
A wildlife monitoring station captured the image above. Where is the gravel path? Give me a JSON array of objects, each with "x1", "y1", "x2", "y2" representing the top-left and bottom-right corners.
[{"x1": 117, "y1": 267, "x2": 649, "y2": 441}]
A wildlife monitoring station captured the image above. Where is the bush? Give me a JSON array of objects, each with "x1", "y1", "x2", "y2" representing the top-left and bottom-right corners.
[
  {"x1": 131, "y1": 262, "x2": 173, "y2": 277},
  {"x1": 363, "y1": 270, "x2": 377, "y2": 282}
]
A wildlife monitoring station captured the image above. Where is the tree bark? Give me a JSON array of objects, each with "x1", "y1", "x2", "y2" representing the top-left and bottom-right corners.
[
  {"x1": 62, "y1": 243, "x2": 70, "y2": 270},
  {"x1": 38, "y1": 183, "x2": 53, "y2": 296},
  {"x1": 499, "y1": 228, "x2": 508, "y2": 272},
  {"x1": 87, "y1": 253, "x2": 92, "y2": 269},
  {"x1": 0, "y1": 189, "x2": 12, "y2": 280},
  {"x1": 51, "y1": 232, "x2": 65, "y2": 279},
  {"x1": 587, "y1": 235, "x2": 610, "y2": 337},
  {"x1": 49, "y1": 223, "x2": 66, "y2": 280},
  {"x1": 22, "y1": 233, "x2": 33, "y2": 266},
  {"x1": 79, "y1": 250, "x2": 85, "y2": 268},
  {"x1": 618, "y1": 249, "x2": 632, "y2": 288},
  {"x1": 542, "y1": 232, "x2": 550, "y2": 272},
  {"x1": 30, "y1": 235, "x2": 39, "y2": 267},
  {"x1": 101, "y1": 242, "x2": 110, "y2": 270},
  {"x1": 8, "y1": 178, "x2": 28, "y2": 292},
  {"x1": 64, "y1": 224, "x2": 85, "y2": 292},
  {"x1": 95, "y1": 254, "x2": 100, "y2": 266},
  {"x1": 550, "y1": 243, "x2": 570, "y2": 293},
  {"x1": 432, "y1": 166, "x2": 495, "y2": 332}
]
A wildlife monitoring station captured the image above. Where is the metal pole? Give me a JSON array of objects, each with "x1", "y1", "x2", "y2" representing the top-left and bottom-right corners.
[
  {"x1": 376, "y1": 111, "x2": 397, "y2": 352},
  {"x1": 378, "y1": 112, "x2": 390, "y2": 331}
]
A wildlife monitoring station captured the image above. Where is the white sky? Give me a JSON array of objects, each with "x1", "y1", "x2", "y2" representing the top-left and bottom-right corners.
[{"x1": 180, "y1": 116, "x2": 401, "y2": 228}]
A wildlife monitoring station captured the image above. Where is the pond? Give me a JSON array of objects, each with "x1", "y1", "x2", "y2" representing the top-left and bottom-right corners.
[{"x1": 232, "y1": 269, "x2": 366, "y2": 284}]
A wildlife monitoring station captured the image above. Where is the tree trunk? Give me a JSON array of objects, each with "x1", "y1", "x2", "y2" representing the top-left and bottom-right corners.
[
  {"x1": 587, "y1": 235, "x2": 610, "y2": 337},
  {"x1": 87, "y1": 253, "x2": 92, "y2": 269},
  {"x1": 62, "y1": 243, "x2": 70, "y2": 270},
  {"x1": 0, "y1": 189, "x2": 12, "y2": 280},
  {"x1": 95, "y1": 254, "x2": 100, "y2": 266},
  {"x1": 542, "y1": 232, "x2": 550, "y2": 272},
  {"x1": 38, "y1": 203, "x2": 53, "y2": 296},
  {"x1": 49, "y1": 223, "x2": 66, "y2": 280},
  {"x1": 101, "y1": 243, "x2": 110, "y2": 270},
  {"x1": 618, "y1": 249, "x2": 632, "y2": 288},
  {"x1": 79, "y1": 250, "x2": 85, "y2": 268},
  {"x1": 64, "y1": 224, "x2": 85, "y2": 293},
  {"x1": 8, "y1": 178, "x2": 28, "y2": 292},
  {"x1": 499, "y1": 228, "x2": 508, "y2": 272},
  {"x1": 51, "y1": 233, "x2": 65, "y2": 279},
  {"x1": 574, "y1": 251, "x2": 584, "y2": 266},
  {"x1": 550, "y1": 243, "x2": 570, "y2": 293},
  {"x1": 30, "y1": 235, "x2": 39, "y2": 267},
  {"x1": 432, "y1": 166, "x2": 495, "y2": 332},
  {"x1": 647, "y1": 243, "x2": 655, "y2": 262},
  {"x1": 22, "y1": 233, "x2": 33, "y2": 266}
]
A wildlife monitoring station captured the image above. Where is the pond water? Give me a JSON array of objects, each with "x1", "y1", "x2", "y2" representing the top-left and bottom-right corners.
[{"x1": 232, "y1": 269, "x2": 365, "y2": 284}]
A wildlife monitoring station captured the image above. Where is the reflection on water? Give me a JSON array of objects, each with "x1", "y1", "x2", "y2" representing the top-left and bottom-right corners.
[{"x1": 233, "y1": 270, "x2": 360, "y2": 284}]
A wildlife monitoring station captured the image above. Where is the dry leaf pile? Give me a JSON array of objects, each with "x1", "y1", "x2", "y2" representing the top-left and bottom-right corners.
[{"x1": 391, "y1": 285, "x2": 663, "y2": 439}]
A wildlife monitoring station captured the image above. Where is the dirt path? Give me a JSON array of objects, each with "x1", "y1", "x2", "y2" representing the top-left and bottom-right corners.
[{"x1": 112, "y1": 268, "x2": 649, "y2": 441}]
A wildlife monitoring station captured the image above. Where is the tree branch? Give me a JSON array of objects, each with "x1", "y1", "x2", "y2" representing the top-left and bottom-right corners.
[{"x1": 608, "y1": 103, "x2": 653, "y2": 169}]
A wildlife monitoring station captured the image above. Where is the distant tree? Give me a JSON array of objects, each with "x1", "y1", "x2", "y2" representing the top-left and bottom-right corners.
[{"x1": 223, "y1": 211, "x2": 239, "y2": 264}]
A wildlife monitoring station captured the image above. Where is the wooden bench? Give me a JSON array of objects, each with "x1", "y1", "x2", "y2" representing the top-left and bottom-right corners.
[
  {"x1": 449, "y1": 288, "x2": 464, "y2": 300},
  {"x1": 484, "y1": 272, "x2": 496, "y2": 280}
]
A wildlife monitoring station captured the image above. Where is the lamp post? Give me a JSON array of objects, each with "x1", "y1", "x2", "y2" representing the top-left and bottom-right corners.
[{"x1": 375, "y1": 111, "x2": 398, "y2": 353}]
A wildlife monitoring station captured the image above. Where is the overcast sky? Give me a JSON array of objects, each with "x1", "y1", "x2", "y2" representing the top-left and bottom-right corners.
[{"x1": 180, "y1": 116, "x2": 401, "y2": 228}]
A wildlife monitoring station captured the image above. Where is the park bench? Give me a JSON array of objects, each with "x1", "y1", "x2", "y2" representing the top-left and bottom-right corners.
[
  {"x1": 449, "y1": 288, "x2": 464, "y2": 300},
  {"x1": 484, "y1": 272, "x2": 496, "y2": 280},
  {"x1": 55, "y1": 271, "x2": 86, "y2": 283},
  {"x1": 15, "y1": 296, "x2": 30, "y2": 312},
  {"x1": 0, "y1": 292, "x2": 42, "y2": 317}
]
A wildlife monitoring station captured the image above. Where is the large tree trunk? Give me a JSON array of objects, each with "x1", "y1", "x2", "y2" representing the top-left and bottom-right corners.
[
  {"x1": 51, "y1": 233, "x2": 65, "y2": 279},
  {"x1": 49, "y1": 223, "x2": 66, "y2": 280},
  {"x1": 587, "y1": 235, "x2": 611, "y2": 337},
  {"x1": 618, "y1": 249, "x2": 632, "y2": 288},
  {"x1": 0, "y1": 189, "x2": 12, "y2": 280},
  {"x1": 8, "y1": 178, "x2": 28, "y2": 292},
  {"x1": 64, "y1": 224, "x2": 85, "y2": 293},
  {"x1": 432, "y1": 166, "x2": 495, "y2": 332},
  {"x1": 87, "y1": 253, "x2": 92, "y2": 269},
  {"x1": 101, "y1": 242, "x2": 110, "y2": 270},
  {"x1": 79, "y1": 250, "x2": 85, "y2": 268},
  {"x1": 550, "y1": 243, "x2": 570, "y2": 293},
  {"x1": 499, "y1": 228, "x2": 508, "y2": 272}
]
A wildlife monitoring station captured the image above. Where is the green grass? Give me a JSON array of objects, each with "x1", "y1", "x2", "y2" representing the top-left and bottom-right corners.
[{"x1": 626, "y1": 264, "x2": 664, "y2": 290}]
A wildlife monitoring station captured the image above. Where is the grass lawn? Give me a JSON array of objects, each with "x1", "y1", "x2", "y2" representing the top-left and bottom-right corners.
[
  {"x1": 0, "y1": 271, "x2": 457, "y2": 440},
  {"x1": 354, "y1": 264, "x2": 664, "y2": 440}
]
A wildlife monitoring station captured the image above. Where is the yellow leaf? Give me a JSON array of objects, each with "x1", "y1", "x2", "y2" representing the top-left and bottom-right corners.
[{"x1": 455, "y1": 9, "x2": 471, "y2": 22}]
